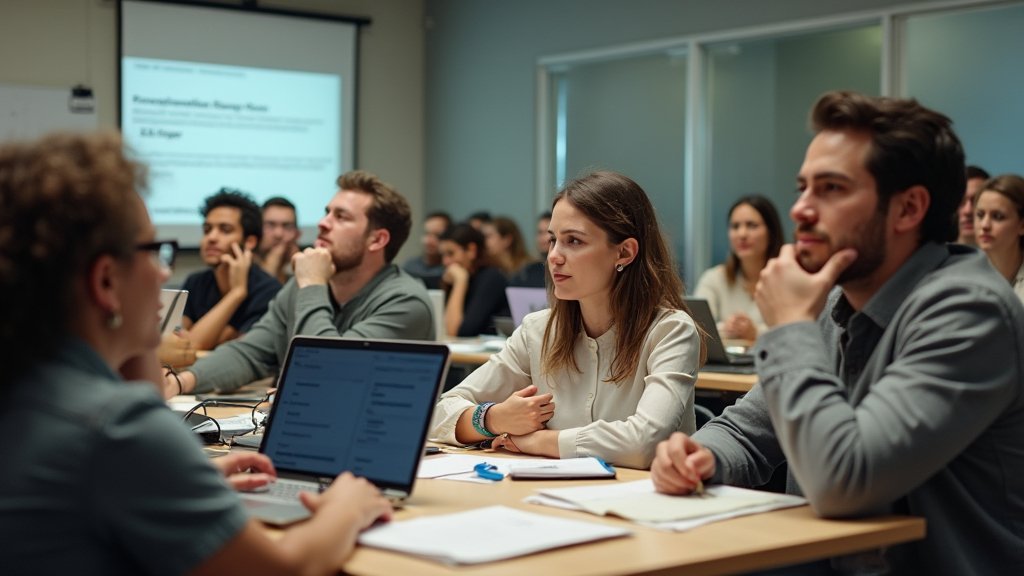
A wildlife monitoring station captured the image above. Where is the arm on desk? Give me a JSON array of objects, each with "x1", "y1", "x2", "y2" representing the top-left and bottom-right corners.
[{"x1": 191, "y1": 473, "x2": 392, "y2": 576}]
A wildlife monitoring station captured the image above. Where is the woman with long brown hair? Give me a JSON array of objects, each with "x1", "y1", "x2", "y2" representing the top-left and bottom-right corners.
[{"x1": 431, "y1": 172, "x2": 705, "y2": 469}]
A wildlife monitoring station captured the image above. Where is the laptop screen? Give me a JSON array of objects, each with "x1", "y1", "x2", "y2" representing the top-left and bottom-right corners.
[
  {"x1": 506, "y1": 287, "x2": 549, "y2": 326},
  {"x1": 260, "y1": 337, "x2": 449, "y2": 492}
]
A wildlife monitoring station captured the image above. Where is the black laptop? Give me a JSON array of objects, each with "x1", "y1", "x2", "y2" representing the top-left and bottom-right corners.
[
  {"x1": 685, "y1": 298, "x2": 756, "y2": 374},
  {"x1": 240, "y1": 336, "x2": 450, "y2": 525}
]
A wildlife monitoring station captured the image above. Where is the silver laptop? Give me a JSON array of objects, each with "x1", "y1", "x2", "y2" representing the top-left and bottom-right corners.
[
  {"x1": 506, "y1": 286, "x2": 549, "y2": 326},
  {"x1": 159, "y1": 289, "x2": 188, "y2": 334},
  {"x1": 685, "y1": 298, "x2": 756, "y2": 374},
  {"x1": 240, "y1": 336, "x2": 451, "y2": 525}
]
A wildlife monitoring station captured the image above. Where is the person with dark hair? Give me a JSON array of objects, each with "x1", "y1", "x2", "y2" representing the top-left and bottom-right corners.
[
  {"x1": 432, "y1": 172, "x2": 706, "y2": 469},
  {"x1": 0, "y1": 132, "x2": 392, "y2": 574},
  {"x1": 438, "y1": 223, "x2": 509, "y2": 336},
  {"x1": 467, "y1": 210, "x2": 491, "y2": 230},
  {"x1": 652, "y1": 91, "x2": 1024, "y2": 574},
  {"x1": 957, "y1": 165, "x2": 991, "y2": 245},
  {"x1": 403, "y1": 211, "x2": 451, "y2": 289},
  {"x1": 181, "y1": 188, "x2": 281, "y2": 350},
  {"x1": 973, "y1": 174, "x2": 1024, "y2": 303},
  {"x1": 695, "y1": 195, "x2": 784, "y2": 341},
  {"x1": 257, "y1": 196, "x2": 301, "y2": 284},
  {"x1": 166, "y1": 170, "x2": 434, "y2": 396}
]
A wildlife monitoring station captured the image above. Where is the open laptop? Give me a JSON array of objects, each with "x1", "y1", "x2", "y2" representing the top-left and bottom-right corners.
[
  {"x1": 685, "y1": 298, "x2": 756, "y2": 374},
  {"x1": 240, "y1": 336, "x2": 451, "y2": 525},
  {"x1": 159, "y1": 288, "x2": 188, "y2": 334},
  {"x1": 506, "y1": 287, "x2": 549, "y2": 326}
]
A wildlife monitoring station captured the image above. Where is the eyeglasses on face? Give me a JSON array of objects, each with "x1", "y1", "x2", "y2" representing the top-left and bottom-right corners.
[{"x1": 136, "y1": 240, "x2": 178, "y2": 270}]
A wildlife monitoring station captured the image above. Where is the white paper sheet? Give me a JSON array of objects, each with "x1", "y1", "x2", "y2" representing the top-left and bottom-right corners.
[{"x1": 358, "y1": 505, "x2": 630, "y2": 564}]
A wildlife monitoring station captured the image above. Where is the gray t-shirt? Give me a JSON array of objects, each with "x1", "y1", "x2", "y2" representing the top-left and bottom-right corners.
[{"x1": 0, "y1": 339, "x2": 248, "y2": 576}]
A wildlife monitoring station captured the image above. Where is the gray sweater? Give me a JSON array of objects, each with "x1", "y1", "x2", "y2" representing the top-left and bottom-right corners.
[
  {"x1": 695, "y1": 243, "x2": 1024, "y2": 574},
  {"x1": 189, "y1": 264, "x2": 434, "y2": 393}
]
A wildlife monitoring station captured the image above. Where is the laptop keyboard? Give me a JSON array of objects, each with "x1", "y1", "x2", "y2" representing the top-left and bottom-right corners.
[{"x1": 267, "y1": 480, "x2": 319, "y2": 501}]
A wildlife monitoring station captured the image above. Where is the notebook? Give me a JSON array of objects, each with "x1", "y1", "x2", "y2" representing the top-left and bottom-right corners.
[
  {"x1": 685, "y1": 298, "x2": 756, "y2": 374},
  {"x1": 506, "y1": 287, "x2": 549, "y2": 326},
  {"x1": 240, "y1": 336, "x2": 451, "y2": 525},
  {"x1": 159, "y1": 289, "x2": 188, "y2": 334}
]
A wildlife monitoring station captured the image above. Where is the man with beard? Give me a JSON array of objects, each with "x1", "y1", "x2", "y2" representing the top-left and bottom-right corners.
[
  {"x1": 955, "y1": 165, "x2": 990, "y2": 246},
  {"x1": 652, "y1": 92, "x2": 1024, "y2": 574},
  {"x1": 167, "y1": 170, "x2": 435, "y2": 395}
]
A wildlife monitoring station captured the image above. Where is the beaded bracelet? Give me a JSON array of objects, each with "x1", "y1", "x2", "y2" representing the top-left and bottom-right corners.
[{"x1": 471, "y1": 402, "x2": 497, "y2": 438}]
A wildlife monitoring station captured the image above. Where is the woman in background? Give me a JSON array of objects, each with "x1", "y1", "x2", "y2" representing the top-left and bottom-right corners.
[
  {"x1": 431, "y1": 171, "x2": 704, "y2": 469},
  {"x1": 482, "y1": 216, "x2": 534, "y2": 277},
  {"x1": 0, "y1": 132, "x2": 390, "y2": 575},
  {"x1": 973, "y1": 174, "x2": 1024, "y2": 302},
  {"x1": 694, "y1": 194, "x2": 783, "y2": 341},
  {"x1": 439, "y1": 223, "x2": 510, "y2": 336}
]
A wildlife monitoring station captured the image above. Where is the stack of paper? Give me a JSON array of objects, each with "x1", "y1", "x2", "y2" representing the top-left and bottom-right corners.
[
  {"x1": 358, "y1": 505, "x2": 630, "y2": 565},
  {"x1": 526, "y1": 479, "x2": 806, "y2": 531}
]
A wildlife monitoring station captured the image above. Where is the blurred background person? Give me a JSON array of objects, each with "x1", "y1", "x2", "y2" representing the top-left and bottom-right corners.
[
  {"x1": 439, "y1": 223, "x2": 509, "y2": 336},
  {"x1": 257, "y1": 196, "x2": 301, "y2": 284},
  {"x1": 957, "y1": 165, "x2": 991, "y2": 246},
  {"x1": 973, "y1": 174, "x2": 1024, "y2": 302},
  {"x1": 0, "y1": 132, "x2": 391, "y2": 575},
  {"x1": 482, "y1": 216, "x2": 534, "y2": 277},
  {"x1": 403, "y1": 211, "x2": 451, "y2": 289},
  {"x1": 694, "y1": 194, "x2": 783, "y2": 341},
  {"x1": 510, "y1": 211, "x2": 552, "y2": 288},
  {"x1": 467, "y1": 210, "x2": 491, "y2": 230},
  {"x1": 182, "y1": 188, "x2": 281, "y2": 350}
]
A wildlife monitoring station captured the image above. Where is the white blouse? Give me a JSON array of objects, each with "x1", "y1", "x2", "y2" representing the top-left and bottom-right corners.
[
  {"x1": 694, "y1": 264, "x2": 767, "y2": 336},
  {"x1": 431, "y1": 308, "x2": 699, "y2": 469}
]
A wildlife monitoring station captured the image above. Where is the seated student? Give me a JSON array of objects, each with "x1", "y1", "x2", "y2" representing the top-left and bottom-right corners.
[
  {"x1": 432, "y1": 172, "x2": 705, "y2": 469},
  {"x1": 651, "y1": 91, "x2": 1024, "y2": 574},
  {"x1": 467, "y1": 210, "x2": 491, "y2": 230},
  {"x1": 694, "y1": 195, "x2": 783, "y2": 341},
  {"x1": 257, "y1": 196, "x2": 302, "y2": 284},
  {"x1": 509, "y1": 211, "x2": 552, "y2": 288},
  {"x1": 439, "y1": 223, "x2": 510, "y2": 336},
  {"x1": 482, "y1": 216, "x2": 534, "y2": 277},
  {"x1": 0, "y1": 132, "x2": 391, "y2": 575},
  {"x1": 972, "y1": 174, "x2": 1024, "y2": 303},
  {"x1": 402, "y1": 211, "x2": 451, "y2": 289},
  {"x1": 957, "y1": 165, "x2": 990, "y2": 246},
  {"x1": 182, "y1": 189, "x2": 281, "y2": 350},
  {"x1": 167, "y1": 170, "x2": 434, "y2": 396}
]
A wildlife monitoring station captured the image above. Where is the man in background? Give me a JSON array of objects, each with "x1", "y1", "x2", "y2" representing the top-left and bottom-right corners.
[
  {"x1": 257, "y1": 196, "x2": 301, "y2": 284},
  {"x1": 956, "y1": 165, "x2": 990, "y2": 245},
  {"x1": 168, "y1": 170, "x2": 434, "y2": 395},
  {"x1": 403, "y1": 211, "x2": 451, "y2": 289},
  {"x1": 181, "y1": 188, "x2": 281, "y2": 351},
  {"x1": 510, "y1": 211, "x2": 551, "y2": 288}
]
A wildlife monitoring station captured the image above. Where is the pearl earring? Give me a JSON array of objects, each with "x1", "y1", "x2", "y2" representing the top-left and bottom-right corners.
[
  {"x1": 615, "y1": 264, "x2": 624, "y2": 272},
  {"x1": 107, "y1": 311, "x2": 123, "y2": 330}
]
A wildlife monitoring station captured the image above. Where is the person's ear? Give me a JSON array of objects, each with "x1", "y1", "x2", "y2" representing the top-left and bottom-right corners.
[
  {"x1": 891, "y1": 185, "x2": 930, "y2": 234},
  {"x1": 86, "y1": 254, "x2": 123, "y2": 322},
  {"x1": 366, "y1": 227, "x2": 391, "y2": 254},
  {"x1": 616, "y1": 238, "x2": 639, "y2": 269},
  {"x1": 243, "y1": 235, "x2": 258, "y2": 251}
]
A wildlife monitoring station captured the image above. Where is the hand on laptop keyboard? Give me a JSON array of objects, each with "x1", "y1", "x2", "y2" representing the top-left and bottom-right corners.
[{"x1": 212, "y1": 452, "x2": 277, "y2": 492}]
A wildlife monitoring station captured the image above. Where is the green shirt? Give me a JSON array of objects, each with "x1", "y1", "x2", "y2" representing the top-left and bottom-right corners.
[{"x1": 189, "y1": 264, "x2": 435, "y2": 393}]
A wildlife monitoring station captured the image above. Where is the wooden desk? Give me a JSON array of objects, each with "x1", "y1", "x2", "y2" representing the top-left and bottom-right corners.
[{"x1": 342, "y1": 465, "x2": 924, "y2": 576}]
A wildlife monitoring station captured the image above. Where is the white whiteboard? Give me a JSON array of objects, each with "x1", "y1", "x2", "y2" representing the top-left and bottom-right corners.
[{"x1": 0, "y1": 83, "x2": 98, "y2": 143}]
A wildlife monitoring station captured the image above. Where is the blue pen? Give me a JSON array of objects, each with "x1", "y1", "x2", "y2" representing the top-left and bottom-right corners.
[{"x1": 473, "y1": 462, "x2": 505, "y2": 481}]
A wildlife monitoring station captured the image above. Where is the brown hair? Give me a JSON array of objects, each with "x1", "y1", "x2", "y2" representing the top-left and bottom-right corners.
[
  {"x1": 336, "y1": 170, "x2": 411, "y2": 262},
  {"x1": 542, "y1": 171, "x2": 706, "y2": 383},
  {"x1": 489, "y1": 216, "x2": 534, "y2": 275},
  {"x1": 0, "y1": 131, "x2": 145, "y2": 386},
  {"x1": 974, "y1": 174, "x2": 1024, "y2": 249},
  {"x1": 723, "y1": 194, "x2": 784, "y2": 286},
  {"x1": 810, "y1": 91, "x2": 965, "y2": 243}
]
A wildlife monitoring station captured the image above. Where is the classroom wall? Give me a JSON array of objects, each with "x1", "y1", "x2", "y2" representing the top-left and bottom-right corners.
[
  {"x1": 0, "y1": 0, "x2": 425, "y2": 280},
  {"x1": 423, "y1": 0, "x2": 937, "y2": 253}
]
